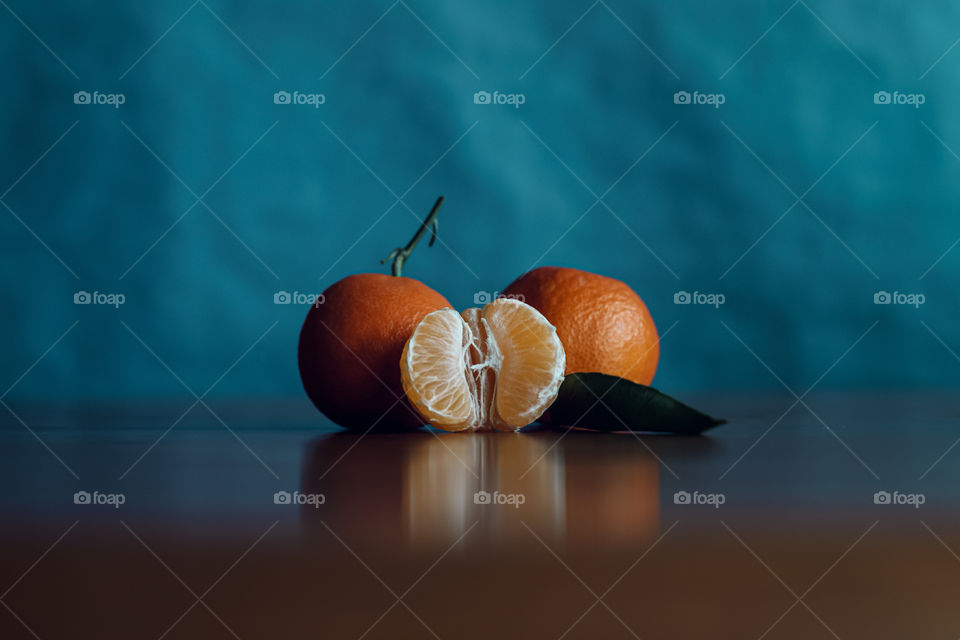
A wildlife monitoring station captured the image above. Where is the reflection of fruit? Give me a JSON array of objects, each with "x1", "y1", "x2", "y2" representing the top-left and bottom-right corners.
[
  {"x1": 298, "y1": 273, "x2": 451, "y2": 430},
  {"x1": 400, "y1": 298, "x2": 565, "y2": 431},
  {"x1": 502, "y1": 266, "x2": 659, "y2": 385}
]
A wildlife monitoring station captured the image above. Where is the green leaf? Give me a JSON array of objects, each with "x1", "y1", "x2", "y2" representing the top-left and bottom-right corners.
[{"x1": 540, "y1": 372, "x2": 725, "y2": 435}]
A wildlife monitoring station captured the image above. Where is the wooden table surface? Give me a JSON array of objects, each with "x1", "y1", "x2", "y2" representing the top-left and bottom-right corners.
[{"x1": 1, "y1": 392, "x2": 958, "y2": 639}]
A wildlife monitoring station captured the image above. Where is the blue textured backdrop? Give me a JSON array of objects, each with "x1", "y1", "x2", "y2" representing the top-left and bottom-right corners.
[{"x1": 2, "y1": 1, "x2": 958, "y2": 402}]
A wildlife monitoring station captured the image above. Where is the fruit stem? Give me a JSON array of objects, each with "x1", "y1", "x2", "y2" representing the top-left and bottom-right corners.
[{"x1": 381, "y1": 196, "x2": 443, "y2": 277}]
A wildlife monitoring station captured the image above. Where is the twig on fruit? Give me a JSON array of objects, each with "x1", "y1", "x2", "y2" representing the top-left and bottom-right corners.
[{"x1": 381, "y1": 196, "x2": 443, "y2": 277}]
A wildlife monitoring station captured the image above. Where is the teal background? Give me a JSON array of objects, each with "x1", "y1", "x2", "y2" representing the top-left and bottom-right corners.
[{"x1": 1, "y1": 1, "x2": 958, "y2": 402}]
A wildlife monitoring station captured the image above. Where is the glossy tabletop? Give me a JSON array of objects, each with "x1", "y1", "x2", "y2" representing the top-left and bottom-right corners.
[{"x1": 1, "y1": 392, "x2": 958, "y2": 639}]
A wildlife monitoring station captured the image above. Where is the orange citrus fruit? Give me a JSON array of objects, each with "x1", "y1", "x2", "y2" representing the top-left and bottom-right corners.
[
  {"x1": 400, "y1": 298, "x2": 565, "y2": 431},
  {"x1": 298, "y1": 273, "x2": 451, "y2": 430},
  {"x1": 502, "y1": 266, "x2": 659, "y2": 385}
]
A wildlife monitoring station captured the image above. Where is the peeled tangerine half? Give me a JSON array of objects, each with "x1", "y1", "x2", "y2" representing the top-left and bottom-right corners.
[{"x1": 400, "y1": 298, "x2": 566, "y2": 431}]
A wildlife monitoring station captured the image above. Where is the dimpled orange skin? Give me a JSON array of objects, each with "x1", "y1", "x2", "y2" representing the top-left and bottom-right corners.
[
  {"x1": 502, "y1": 266, "x2": 659, "y2": 385},
  {"x1": 298, "y1": 273, "x2": 451, "y2": 430}
]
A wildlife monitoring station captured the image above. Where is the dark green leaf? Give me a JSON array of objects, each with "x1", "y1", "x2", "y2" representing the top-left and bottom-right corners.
[{"x1": 540, "y1": 372, "x2": 725, "y2": 435}]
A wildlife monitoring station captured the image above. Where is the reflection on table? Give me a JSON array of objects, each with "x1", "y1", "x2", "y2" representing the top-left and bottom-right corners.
[{"x1": 300, "y1": 429, "x2": 659, "y2": 549}]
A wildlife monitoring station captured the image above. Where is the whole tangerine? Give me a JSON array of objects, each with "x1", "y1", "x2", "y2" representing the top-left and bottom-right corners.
[
  {"x1": 298, "y1": 273, "x2": 451, "y2": 430},
  {"x1": 502, "y1": 266, "x2": 659, "y2": 385}
]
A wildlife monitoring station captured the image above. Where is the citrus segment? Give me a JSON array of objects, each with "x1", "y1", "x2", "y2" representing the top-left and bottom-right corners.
[
  {"x1": 482, "y1": 299, "x2": 565, "y2": 427},
  {"x1": 399, "y1": 308, "x2": 473, "y2": 428}
]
